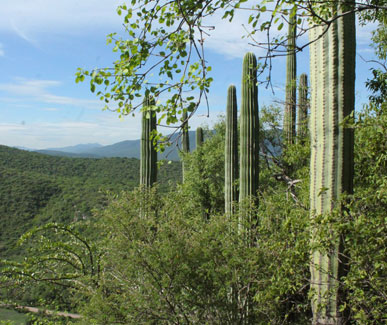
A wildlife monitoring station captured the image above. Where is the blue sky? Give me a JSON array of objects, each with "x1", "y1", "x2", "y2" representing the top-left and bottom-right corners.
[{"x1": 0, "y1": 0, "x2": 379, "y2": 149}]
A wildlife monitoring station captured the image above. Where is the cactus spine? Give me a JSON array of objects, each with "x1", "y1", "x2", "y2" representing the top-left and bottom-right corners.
[
  {"x1": 297, "y1": 73, "x2": 308, "y2": 141},
  {"x1": 284, "y1": 11, "x2": 297, "y2": 145},
  {"x1": 239, "y1": 53, "x2": 259, "y2": 207},
  {"x1": 309, "y1": 1, "x2": 355, "y2": 323},
  {"x1": 225, "y1": 85, "x2": 239, "y2": 216},
  {"x1": 140, "y1": 96, "x2": 157, "y2": 187},
  {"x1": 196, "y1": 127, "x2": 204, "y2": 148},
  {"x1": 182, "y1": 111, "x2": 190, "y2": 182}
]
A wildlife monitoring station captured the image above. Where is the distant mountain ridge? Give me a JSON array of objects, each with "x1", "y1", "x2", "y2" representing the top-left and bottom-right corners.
[
  {"x1": 45, "y1": 143, "x2": 103, "y2": 153},
  {"x1": 34, "y1": 149, "x2": 102, "y2": 158},
  {"x1": 34, "y1": 131, "x2": 198, "y2": 161}
]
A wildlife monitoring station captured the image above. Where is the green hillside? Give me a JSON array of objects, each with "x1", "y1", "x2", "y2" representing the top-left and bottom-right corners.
[{"x1": 0, "y1": 145, "x2": 182, "y2": 258}]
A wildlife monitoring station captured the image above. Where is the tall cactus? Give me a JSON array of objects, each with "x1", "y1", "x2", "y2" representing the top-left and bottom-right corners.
[
  {"x1": 140, "y1": 96, "x2": 157, "y2": 187},
  {"x1": 182, "y1": 111, "x2": 190, "y2": 153},
  {"x1": 225, "y1": 85, "x2": 239, "y2": 216},
  {"x1": 283, "y1": 11, "x2": 297, "y2": 145},
  {"x1": 297, "y1": 73, "x2": 308, "y2": 141},
  {"x1": 182, "y1": 111, "x2": 190, "y2": 182},
  {"x1": 309, "y1": 0, "x2": 355, "y2": 323},
  {"x1": 196, "y1": 127, "x2": 204, "y2": 148},
  {"x1": 239, "y1": 52, "x2": 259, "y2": 208}
]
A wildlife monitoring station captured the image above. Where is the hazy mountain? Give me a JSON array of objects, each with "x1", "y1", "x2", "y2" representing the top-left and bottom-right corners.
[
  {"x1": 45, "y1": 143, "x2": 103, "y2": 153},
  {"x1": 14, "y1": 146, "x2": 34, "y2": 151},
  {"x1": 86, "y1": 139, "x2": 140, "y2": 158},
  {"x1": 36, "y1": 132, "x2": 197, "y2": 161}
]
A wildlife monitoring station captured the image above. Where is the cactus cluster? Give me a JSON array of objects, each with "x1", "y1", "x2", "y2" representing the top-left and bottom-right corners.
[
  {"x1": 140, "y1": 96, "x2": 157, "y2": 187},
  {"x1": 137, "y1": 6, "x2": 355, "y2": 317},
  {"x1": 223, "y1": 53, "x2": 260, "y2": 218},
  {"x1": 284, "y1": 12, "x2": 310, "y2": 144},
  {"x1": 217, "y1": 13, "x2": 352, "y2": 320},
  {"x1": 309, "y1": 0, "x2": 355, "y2": 323}
]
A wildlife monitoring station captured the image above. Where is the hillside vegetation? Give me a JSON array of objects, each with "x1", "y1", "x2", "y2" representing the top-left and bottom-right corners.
[{"x1": 0, "y1": 145, "x2": 181, "y2": 258}]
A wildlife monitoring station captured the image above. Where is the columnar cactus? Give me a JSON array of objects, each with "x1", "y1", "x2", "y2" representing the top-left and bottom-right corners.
[
  {"x1": 182, "y1": 111, "x2": 190, "y2": 153},
  {"x1": 140, "y1": 96, "x2": 157, "y2": 187},
  {"x1": 283, "y1": 12, "x2": 297, "y2": 145},
  {"x1": 309, "y1": 1, "x2": 355, "y2": 323},
  {"x1": 182, "y1": 111, "x2": 190, "y2": 182},
  {"x1": 225, "y1": 85, "x2": 239, "y2": 216},
  {"x1": 239, "y1": 52, "x2": 259, "y2": 207},
  {"x1": 297, "y1": 73, "x2": 308, "y2": 141},
  {"x1": 196, "y1": 127, "x2": 204, "y2": 148}
]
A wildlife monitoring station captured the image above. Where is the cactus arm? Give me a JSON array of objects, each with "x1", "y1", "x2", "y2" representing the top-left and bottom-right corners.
[{"x1": 225, "y1": 85, "x2": 239, "y2": 216}]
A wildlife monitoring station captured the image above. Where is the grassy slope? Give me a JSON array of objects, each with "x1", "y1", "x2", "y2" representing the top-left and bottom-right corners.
[{"x1": 0, "y1": 307, "x2": 28, "y2": 324}]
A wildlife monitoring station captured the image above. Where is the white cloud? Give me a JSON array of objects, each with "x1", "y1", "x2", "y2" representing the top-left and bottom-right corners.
[
  {"x1": 202, "y1": 11, "x2": 260, "y2": 59},
  {"x1": 41, "y1": 107, "x2": 60, "y2": 112},
  {"x1": 0, "y1": 0, "x2": 123, "y2": 35},
  {"x1": 0, "y1": 78, "x2": 99, "y2": 109},
  {"x1": 0, "y1": 123, "x2": 26, "y2": 132},
  {"x1": 201, "y1": 5, "x2": 376, "y2": 59},
  {"x1": 10, "y1": 20, "x2": 38, "y2": 46},
  {"x1": 201, "y1": 5, "x2": 286, "y2": 60},
  {"x1": 0, "y1": 1, "x2": 299, "y2": 59},
  {"x1": 41, "y1": 93, "x2": 99, "y2": 107},
  {"x1": 0, "y1": 103, "x2": 224, "y2": 149},
  {"x1": 358, "y1": 47, "x2": 375, "y2": 54},
  {"x1": 357, "y1": 20, "x2": 378, "y2": 46},
  {"x1": 0, "y1": 79, "x2": 60, "y2": 96},
  {"x1": 0, "y1": 1, "x2": 377, "y2": 60},
  {"x1": 0, "y1": 114, "x2": 140, "y2": 149}
]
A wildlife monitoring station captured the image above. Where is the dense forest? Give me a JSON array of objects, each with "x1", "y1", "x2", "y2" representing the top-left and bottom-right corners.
[
  {"x1": 0, "y1": 146, "x2": 182, "y2": 322},
  {"x1": 0, "y1": 145, "x2": 181, "y2": 259},
  {"x1": 1, "y1": 0, "x2": 386, "y2": 324}
]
